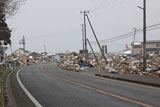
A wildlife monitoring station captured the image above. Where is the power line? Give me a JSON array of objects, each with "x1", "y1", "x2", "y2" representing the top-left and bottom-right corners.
[
  {"x1": 91, "y1": 26, "x2": 160, "y2": 44},
  {"x1": 138, "y1": 23, "x2": 160, "y2": 31},
  {"x1": 91, "y1": 33, "x2": 134, "y2": 44},
  {"x1": 146, "y1": 23, "x2": 160, "y2": 28},
  {"x1": 94, "y1": 0, "x2": 118, "y2": 11},
  {"x1": 147, "y1": 26, "x2": 160, "y2": 31},
  {"x1": 90, "y1": 23, "x2": 160, "y2": 44},
  {"x1": 88, "y1": 0, "x2": 119, "y2": 12},
  {"x1": 107, "y1": 44, "x2": 130, "y2": 45},
  {"x1": 88, "y1": 0, "x2": 111, "y2": 11},
  {"x1": 96, "y1": 31, "x2": 134, "y2": 42},
  {"x1": 90, "y1": 31, "x2": 136, "y2": 44}
]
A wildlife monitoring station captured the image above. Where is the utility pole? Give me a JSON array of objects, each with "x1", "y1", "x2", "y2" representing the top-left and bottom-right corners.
[
  {"x1": 85, "y1": 14, "x2": 108, "y2": 65},
  {"x1": 44, "y1": 45, "x2": 46, "y2": 53},
  {"x1": 81, "y1": 24, "x2": 85, "y2": 51},
  {"x1": 87, "y1": 39, "x2": 99, "y2": 65},
  {"x1": 19, "y1": 36, "x2": 26, "y2": 63},
  {"x1": 23, "y1": 36, "x2": 26, "y2": 56},
  {"x1": 132, "y1": 28, "x2": 137, "y2": 53},
  {"x1": 105, "y1": 45, "x2": 107, "y2": 54},
  {"x1": 81, "y1": 10, "x2": 89, "y2": 65},
  {"x1": 143, "y1": 0, "x2": 147, "y2": 72},
  {"x1": 138, "y1": 0, "x2": 147, "y2": 72},
  {"x1": 133, "y1": 28, "x2": 137, "y2": 43},
  {"x1": 9, "y1": 44, "x2": 13, "y2": 55}
]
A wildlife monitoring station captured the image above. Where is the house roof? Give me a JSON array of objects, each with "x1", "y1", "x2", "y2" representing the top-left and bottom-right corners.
[
  {"x1": 14, "y1": 48, "x2": 30, "y2": 54},
  {"x1": 28, "y1": 52, "x2": 41, "y2": 56},
  {"x1": 132, "y1": 40, "x2": 160, "y2": 46},
  {"x1": 56, "y1": 53, "x2": 66, "y2": 56},
  {"x1": 141, "y1": 40, "x2": 160, "y2": 44},
  {"x1": 28, "y1": 52, "x2": 42, "y2": 57},
  {"x1": 131, "y1": 42, "x2": 141, "y2": 46}
]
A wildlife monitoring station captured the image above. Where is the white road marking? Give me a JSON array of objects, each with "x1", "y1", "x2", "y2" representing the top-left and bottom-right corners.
[
  {"x1": 16, "y1": 68, "x2": 43, "y2": 107},
  {"x1": 54, "y1": 64, "x2": 160, "y2": 90},
  {"x1": 40, "y1": 67, "x2": 153, "y2": 107}
]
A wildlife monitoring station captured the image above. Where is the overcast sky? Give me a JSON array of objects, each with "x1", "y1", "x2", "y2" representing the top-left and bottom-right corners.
[{"x1": 6, "y1": 0, "x2": 160, "y2": 54}]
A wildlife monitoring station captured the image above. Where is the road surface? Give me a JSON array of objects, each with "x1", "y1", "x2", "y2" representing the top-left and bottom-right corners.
[{"x1": 9, "y1": 63, "x2": 160, "y2": 107}]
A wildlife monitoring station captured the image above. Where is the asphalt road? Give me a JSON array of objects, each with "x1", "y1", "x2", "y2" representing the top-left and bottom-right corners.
[{"x1": 10, "y1": 63, "x2": 160, "y2": 107}]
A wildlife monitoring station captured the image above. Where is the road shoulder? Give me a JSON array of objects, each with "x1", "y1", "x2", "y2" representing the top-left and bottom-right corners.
[
  {"x1": 5, "y1": 68, "x2": 36, "y2": 107},
  {"x1": 5, "y1": 71, "x2": 17, "y2": 107}
]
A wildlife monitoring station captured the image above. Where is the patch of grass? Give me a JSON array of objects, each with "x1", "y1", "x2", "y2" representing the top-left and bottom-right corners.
[{"x1": 0, "y1": 67, "x2": 10, "y2": 107}]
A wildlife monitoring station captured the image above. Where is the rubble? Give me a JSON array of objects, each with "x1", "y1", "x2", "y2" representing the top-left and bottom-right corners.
[
  {"x1": 57, "y1": 51, "x2": 160, "y2": 77},
  {"x1": 2, "y1": 47, "x2": 159, "y2": 78},
  {"x1": 2, "y1": 48, "x2": 54, "y2": 69}
]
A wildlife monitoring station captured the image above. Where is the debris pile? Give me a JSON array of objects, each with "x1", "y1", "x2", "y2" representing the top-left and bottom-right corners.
[
  {"x1": 2, "y1": 48, "x2": 54, "y2": 69},
  {"x1": 57, "y1": 52, "x2": 96, "y2": 72},
  {"x1": 57, "y1": 52, "x2": 160, "y2": 77}
]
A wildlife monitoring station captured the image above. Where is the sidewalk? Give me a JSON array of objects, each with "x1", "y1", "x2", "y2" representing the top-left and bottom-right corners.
[{"x1": 95, "y1": 72, "x2": 160, "y2": 88}]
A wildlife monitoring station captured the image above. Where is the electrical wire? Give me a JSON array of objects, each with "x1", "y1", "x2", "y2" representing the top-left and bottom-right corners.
[
  {"x1": 88, "y1": 0, "x2": 111, "y2": 11},
  {"x1": 94, "y1": 0, "x2": 119, "y2": 11},
  {"x1": 90, "y1": 32, "x2": 135, "y2": 44},
  {"x1": 147, "y1": 26, "x2": 160, "y2": 31},
  {"x1": 90, "y1": 23, "x2": 160, "y2": 44},
  {"x1": 90, "y1": 30, "x2": 141, "y2": 44},
  {"x1": 88, "y1": 0, "x2": 119, "y2": 12},
  {"x1": 146, "y1": 23, "x2": 160, "y2": 28}
]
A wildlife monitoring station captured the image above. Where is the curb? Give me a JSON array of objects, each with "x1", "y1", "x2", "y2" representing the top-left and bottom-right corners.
[
  {"x1": 6, "y1": 71, "x2": 17, "y2": 107},
  {"x1": 95, "y1": 74, "x2": 160, "y2": 88}
]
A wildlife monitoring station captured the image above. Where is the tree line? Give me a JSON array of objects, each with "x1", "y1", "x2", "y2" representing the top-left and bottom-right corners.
[{"x1": 0, "y1": 0, "x2": 25, "y2": 46}]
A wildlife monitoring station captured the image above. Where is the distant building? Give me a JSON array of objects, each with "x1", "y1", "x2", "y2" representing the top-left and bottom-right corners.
[
  {"x1": 41, "y1": 52, "x2": 48, "y2": 56},
  {"x1": 102, "y1": 45, "x2": 107, "y2": 54},
  {"x1": 132, "y1": 40, "x2": 160, "y2": 56},
  {"x1": 145, "y1": 40, "x2": 160, "y2": 55},
  {"x1": 55, "y1": 53, "x2": 66, "y2": 61},
  {"x1": 124, "y1": 49, "x2": 132, "y2": 55},
  {"x1": 131, "y1": 42, "x2": 142, "y2": 55},
  {"x1": 28, "y1": 52, "x2": 42, "y2": 59},
  {"x1": 27, "y1": 52, "x2": 42, "y2": 64},
  {"x1": 14, "y1": 48, "x2": 31, "y2": 57},
  {"x1": 79, "y1": 50, "x2": 88, "y2": 55},
  {"x1": 48, "y1": 55, "x2": 55, "y2": 60}
]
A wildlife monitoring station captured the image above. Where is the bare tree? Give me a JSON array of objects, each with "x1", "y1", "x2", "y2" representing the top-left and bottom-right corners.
[
  {"x1": 0, "y1": 0, "x2": 25, "y2": 45},
  {"x1": 0, "y1": 0, "x2": 25, "y2": 61},
  {"x1": 0, "y1": 0, "x2": 25, "y2": 17}
]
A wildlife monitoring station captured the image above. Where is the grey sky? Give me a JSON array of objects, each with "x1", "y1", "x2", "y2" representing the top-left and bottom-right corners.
[{"x1": 6, "y1": 0, "x2": 160, "y2": 54}]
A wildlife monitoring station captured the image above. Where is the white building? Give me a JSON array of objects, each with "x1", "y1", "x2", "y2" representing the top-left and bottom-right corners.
[{"x1": 14, "y1": 48, "x2": 31, "y2": 57}]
